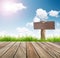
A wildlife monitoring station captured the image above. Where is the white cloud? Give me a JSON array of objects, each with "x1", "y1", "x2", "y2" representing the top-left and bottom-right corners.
[
  {"x1": 49, "y1": 10, "x2": 60, "y2": 17},
  {"x1": 36, "y1": 8, "x2": 48, "y2": 21},
  {"x1": 0, "y1": 28, "x2": 60, "y2": 38},
  {"x1": 33, "y1": 8, "x2": 48, "y2": 22},
  {"x1": 16, "y1": 27, "x2": 40, "y2": 38},
  {"x1": 0, "y1": 31, "x2": 7, "y2": 36},
  {"x1": 33, "y1": 9, "x2": 60, "y2": 22},
  {"x1": 1, "y1": 0, "x2": 26, "y2": 15},
  {"x1": 33, "y1": 16, "x2": 40, "y2": 22},
  {"x1": 46, "y1": 29, "x2": 60, "y2": 38},
  {"x1": 16, "y1": 27, "x2": 34, "y2": 36},
  {"x1": 0, "y1": 31, "x2": 18, "y2": 37},
  {"x1": 26, "y1": 22, "x2": 33, "y2": 27}
]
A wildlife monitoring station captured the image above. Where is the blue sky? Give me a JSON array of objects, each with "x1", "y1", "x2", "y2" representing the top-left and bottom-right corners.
[{"x1": 0, "y1": 0, "x2": 60, "y2": 38}]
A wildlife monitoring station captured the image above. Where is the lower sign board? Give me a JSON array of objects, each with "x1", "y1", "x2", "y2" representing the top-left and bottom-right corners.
[{"x1": 34, "y1": 21, "x2": 55, "y2": 29}]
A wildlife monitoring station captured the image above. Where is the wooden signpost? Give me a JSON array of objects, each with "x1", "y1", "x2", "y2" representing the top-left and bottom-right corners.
[{"x1": 34, "y1": 21, "x2": 55, "y2": 39}]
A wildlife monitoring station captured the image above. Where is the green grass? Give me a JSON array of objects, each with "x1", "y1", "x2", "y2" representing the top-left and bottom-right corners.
[
  {"x1": 0, "y1": 36, "x2": 39, "y2": 42},
  {"x1": 47, "y1": 37, "x2": 60, "y2": 42},
  {"x1": 0, "y1": 36, "x2": 60, "y2": 42}
]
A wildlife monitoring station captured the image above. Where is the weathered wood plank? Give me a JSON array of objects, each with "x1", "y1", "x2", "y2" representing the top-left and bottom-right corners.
[
  {"x1": 0, "y1": 42, "x2": 15, "y2": 57},
  {"x1": 0, "y1": 42, "x2": 6, "y2": 45},
  {"x1": 47, "y1": 42, "x2": 60, "y2": 50},
  {"x1": 27, "y1": 42, "x2": 39, "y2": 58},
  {"x1": 0, "y1": 42, "x2": 10, "y2": 49},
  {"x1": 1, "y1": 42, "x2": 20, "y2": 58},
  {"x1": 32, "y1": 42, "x2": 52, "y2": 58},
  {"x1": 14, "y1": 42, "x2": 26, "y2": 58},
  {"x1": 42, "y1": 42, "x2": 60, "y2": 58},
  {"x1": 0, "y1": 42, "x2": 60, "y2": 58},
  {"x1": 54, "y1": 42, "x2": 60, "y2": 46},
  {"x1": 44, "y1": 42, "x2": 60, "y2": 53},
  {"x1": 20, "y1": 42, "x2": 26, "y2": 54},
  {"x1": 38, "y1": 42, "x2": 59, "y2": 58}
]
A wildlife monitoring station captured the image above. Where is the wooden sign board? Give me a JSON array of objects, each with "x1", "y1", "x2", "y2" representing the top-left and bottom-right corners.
[{"x1": 34, "y1": 21, "x2": 55, "y2": 29}]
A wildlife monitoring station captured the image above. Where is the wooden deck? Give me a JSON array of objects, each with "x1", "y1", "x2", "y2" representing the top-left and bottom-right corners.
[{"x1": 0, "y1": 42, "x2": 60, "y2": 58}]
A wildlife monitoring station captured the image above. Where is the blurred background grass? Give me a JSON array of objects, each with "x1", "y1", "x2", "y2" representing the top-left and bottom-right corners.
[{"x1": 0, "y1": 36, "x2": 60, "y2": 42}]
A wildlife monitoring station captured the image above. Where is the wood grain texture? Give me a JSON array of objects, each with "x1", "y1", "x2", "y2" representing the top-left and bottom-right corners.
[
  {"x1": 1, "y1": 42, "x2": 20, "y2": 58},
  {"x1": 14, "y1": 42, "x2": 26, "y2": 58},
  {"x1": 32, "y1": 42, "x2": 52, "y2": 58},
  {"x1": 26, "y1": 42, "x2": 39, "y2": 58},
  {"x1": 0, "y1": 42, "x2": 10, "y2": 49},
  {"x1": 0, "y1": 42, "x2": 60, "y2": 58},
  {"x1": 0, "y1": 42, "x2": 15, "y2": 57}
]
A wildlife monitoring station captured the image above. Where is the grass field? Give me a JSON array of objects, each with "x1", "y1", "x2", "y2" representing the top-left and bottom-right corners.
[{"x1": 0, "y1": 36, "x2": 60, "y2": 42}]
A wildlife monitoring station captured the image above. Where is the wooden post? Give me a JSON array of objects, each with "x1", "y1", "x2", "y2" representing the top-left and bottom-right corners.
[{"x1": 41, "y1": 29, "x2": 45, "y2": 39}]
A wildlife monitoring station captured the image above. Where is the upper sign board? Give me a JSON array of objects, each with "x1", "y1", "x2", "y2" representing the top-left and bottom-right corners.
[{"x1": 34, "y1": 21, "x2": 55, "y2": 29}]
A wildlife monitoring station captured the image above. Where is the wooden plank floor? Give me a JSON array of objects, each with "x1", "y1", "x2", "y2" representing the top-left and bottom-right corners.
[{"x1": 0, "y1": 42, "x2": 60, "y2": 58}]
